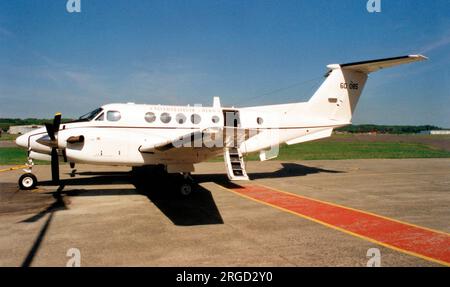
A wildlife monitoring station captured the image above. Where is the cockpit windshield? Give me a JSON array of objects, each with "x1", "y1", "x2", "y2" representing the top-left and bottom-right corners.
[{"x1": 78, "y1": 108, "x2": 103, "y2": 121}]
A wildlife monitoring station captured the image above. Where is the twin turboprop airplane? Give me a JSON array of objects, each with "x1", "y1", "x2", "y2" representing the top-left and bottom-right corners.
[{"x1": 15, "y1": 55, "x2": 427, "y2": 195}]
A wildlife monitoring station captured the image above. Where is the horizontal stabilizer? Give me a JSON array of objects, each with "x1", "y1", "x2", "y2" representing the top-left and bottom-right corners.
[{"x1": 328, "y1": 55, "x2": 427, "y2": 74}]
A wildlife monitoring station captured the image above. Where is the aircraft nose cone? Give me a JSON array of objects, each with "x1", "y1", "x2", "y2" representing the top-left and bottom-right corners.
[{"x1": 16, "y1": 134, "x2": 28, "y2": 148}]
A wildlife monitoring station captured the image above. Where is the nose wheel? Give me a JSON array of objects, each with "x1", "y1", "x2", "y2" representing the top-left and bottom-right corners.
[{"x1": 18, "y1": 173, "x2": 37, "y2": 190}]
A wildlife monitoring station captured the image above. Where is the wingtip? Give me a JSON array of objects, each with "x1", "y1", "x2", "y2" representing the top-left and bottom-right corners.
[{"x1": 409, "y1": 54, "x2": 428, "y2": 60}]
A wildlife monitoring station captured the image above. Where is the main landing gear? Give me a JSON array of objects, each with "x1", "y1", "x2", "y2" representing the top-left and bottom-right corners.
[
  {"x1": 179, "y1": 183, "x2": 192, "y2": 196},
  {"x1": 132, "y1": 165, "x2": 196, "y2": 197},
  {"x1": 179, "y1": 172, "x2": 194, "y2": 196}
]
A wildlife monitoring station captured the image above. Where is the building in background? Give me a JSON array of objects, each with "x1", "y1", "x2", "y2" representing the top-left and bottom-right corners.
[
  {"x1": 8, "y1": 125, "x2": 43, "y2": 135},
  {"x1": 420, "y1": 130, "x2": 450, "y2": 135}
]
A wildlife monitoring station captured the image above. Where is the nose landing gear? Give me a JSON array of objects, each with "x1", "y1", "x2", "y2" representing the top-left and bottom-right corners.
[
  {"x1": 132, "y1": 166, "x2": 196, "y2": 197},
  {"x1": 18, "y1": 153, "x2": 38, "y2": 190}
]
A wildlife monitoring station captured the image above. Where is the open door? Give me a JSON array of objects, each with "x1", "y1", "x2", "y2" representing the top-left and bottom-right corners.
[{"x1": 222, "y1": 109, "x2": 240, "y2": 127}]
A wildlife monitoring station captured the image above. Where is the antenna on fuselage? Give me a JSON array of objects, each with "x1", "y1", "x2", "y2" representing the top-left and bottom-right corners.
[{"x1": 213, "y1": 97, "x2": 221, "y2": 108}]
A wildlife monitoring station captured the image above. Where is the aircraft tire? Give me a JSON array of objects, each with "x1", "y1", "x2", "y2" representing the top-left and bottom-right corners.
[
  {"x1": 179, "y1": 182, "x2": 192, "y2": 196},
  {"x1": 18, "y1": 173, "x2": 37, "y2": 190}
]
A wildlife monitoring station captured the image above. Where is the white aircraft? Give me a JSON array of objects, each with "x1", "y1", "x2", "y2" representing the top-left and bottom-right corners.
[{"x1": 16, "y1": 55, "x2": 427, "y2": 195}]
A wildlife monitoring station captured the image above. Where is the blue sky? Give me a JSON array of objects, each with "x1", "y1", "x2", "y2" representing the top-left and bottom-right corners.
[{"x1": 0, "y1": 0, "x2": 449, "y2": 126}]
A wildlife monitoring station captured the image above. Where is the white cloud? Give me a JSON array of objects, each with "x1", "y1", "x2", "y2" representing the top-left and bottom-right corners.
[{"x1": 420, "y1": 34, "x2": 450, "y2": 54}]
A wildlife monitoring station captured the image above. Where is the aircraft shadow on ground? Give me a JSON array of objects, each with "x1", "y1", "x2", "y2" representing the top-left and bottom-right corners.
[
  {"x1": 17, "y1": 162, "x2": 340, "y2": 266},
  {"x1": 20, "y1": 187, "x2": 67, "y2": 267},
  {"x1": 35, "y1": 162, "x2": 341, "y2": 226},
  {"x1": 19, "y1": 181, "x2": 223, "y2": 266},
  {"x1": 63, "y1": 185, "x2": 225, "y2": 226},
  {"x1": 195, "y1": 162, "x2": 344, "y2": 182},
  {"x1": 38, "y1": 162, "x2": 342, "y2": 185},
  {"x1": 39, "y1": 172, "x2": 225, "y2": 226}
]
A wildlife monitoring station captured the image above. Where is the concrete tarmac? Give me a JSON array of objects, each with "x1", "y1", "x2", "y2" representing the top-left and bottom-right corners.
[{"x1": 0, "y1": 158, "x2": 448, "y2": 266}]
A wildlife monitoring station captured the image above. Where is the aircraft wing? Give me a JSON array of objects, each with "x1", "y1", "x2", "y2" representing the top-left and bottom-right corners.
[
  {"x1": 138, "y1": 127, "x2": 262, "y2": 153},
  {"x1": 138, "y1": 136, "x2": 174, "y2": 153}
]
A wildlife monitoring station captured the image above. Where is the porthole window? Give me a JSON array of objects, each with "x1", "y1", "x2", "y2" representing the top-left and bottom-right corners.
[
  {"x1": 160, "y1": 112, "x2": 172, "y2": 124},
  {"x1": 107, "y1": 111, "x2": 121, "y2": 122},
  {"x1": 257, "y1": 117, "x2": 263, "y2": 125},
  {"x1": 211, "y1": 115, "x2": 220, "y2": 123},
  {"x1": 191, "y1": 114, "x2": 201, "y2": 124},
  {"x1": 176, "y1": 113, "x2": 186, "y2": 124},
  {"x1": 145, "y1": 112, "x2": 156, "y2": 123}
]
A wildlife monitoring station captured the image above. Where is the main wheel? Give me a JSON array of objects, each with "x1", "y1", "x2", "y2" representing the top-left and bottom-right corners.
[
  {"x1": 179, "y1": 183, "x2": 192, "y2": 196},
  {"x1": 19, "y1": 173, "x2": 37, "y2": 190}
]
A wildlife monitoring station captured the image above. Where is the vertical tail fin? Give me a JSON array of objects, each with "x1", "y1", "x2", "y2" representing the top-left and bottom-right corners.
[{"x1": 307, "y1": 55, "x2": 427, "y2": 123}]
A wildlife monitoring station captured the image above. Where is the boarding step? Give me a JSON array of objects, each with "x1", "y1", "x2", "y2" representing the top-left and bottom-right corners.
[{"x1": 224, "y1": 147, "x2": 249, "y2": 181}]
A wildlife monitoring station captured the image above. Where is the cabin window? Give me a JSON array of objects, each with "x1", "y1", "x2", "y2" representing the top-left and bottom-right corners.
[
  {"x1": 145, "y1": 112, "x2": 156, "y2": 123},
  {"x1": 191, "y1": 114, "x2": 201, "y2": 124},
  {"x1": 160, "y1": 112, "x2": 172, "y2": 124},
  {"x1": 211, "y1": 115, "x2": 220, "y2": 123},
  {"x1": 107, "y1": 111, "x2": 121, "y2": 122},
  {"x1": 95, "y1": 112, "x2": 104, "y2": 121},
  {"x1": 257, "y1": 117, "x2": 263, "y2": 125},
  {"x1": 176, "y1": 113, "x2": 186, "y2": 124}
]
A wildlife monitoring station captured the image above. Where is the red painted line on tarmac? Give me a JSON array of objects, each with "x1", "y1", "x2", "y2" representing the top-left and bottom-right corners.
[{"x1": 226, "y1": 184, "x2": 450, "y2": 266}]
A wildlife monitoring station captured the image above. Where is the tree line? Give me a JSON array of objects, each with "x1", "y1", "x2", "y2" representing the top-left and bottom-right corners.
[
  {"x1": 0, "y1": 118, "x2": 445, "y2": 134},
  {"x1": 335, "y1": 124, "x2": 443, "y2": 134},
  {"x1": 0, "y1": 118, "x2": 73, "y2": 131}
]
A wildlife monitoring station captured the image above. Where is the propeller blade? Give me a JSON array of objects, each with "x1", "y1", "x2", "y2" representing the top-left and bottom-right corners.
[
  {"x1": 62, "y1": 148, "x2": 67, "y2": 163},
  {"x1": 44, "y1": 112, "x2": 61, "y2": 144},
  {"x1": 51, "y1": 148, "x2": 60, "y2": 183},
  {"x1": 45, "y1": 123, "x2": 55, "y2": 141},
  {"x1": 53, "y1": 113, "x2": 61, "y2": 133}
]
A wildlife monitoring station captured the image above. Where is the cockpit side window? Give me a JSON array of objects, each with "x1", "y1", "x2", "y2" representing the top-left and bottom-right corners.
[
  {"x1": 78, "y1": 108, "x2": 103, "y2": 121},
  {"x1": 95, "y1": 112, "x2": 104, "y2": 121}
]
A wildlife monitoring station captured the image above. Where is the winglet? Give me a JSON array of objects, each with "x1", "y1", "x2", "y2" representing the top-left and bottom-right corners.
[{"x1": 409, "y1": 54, "x2": 428, "y2": 60}]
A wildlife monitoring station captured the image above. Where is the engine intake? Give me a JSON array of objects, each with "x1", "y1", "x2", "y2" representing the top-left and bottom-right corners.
[{"x1": 67, "y1": 135, "x2": 85, "y2": 144}]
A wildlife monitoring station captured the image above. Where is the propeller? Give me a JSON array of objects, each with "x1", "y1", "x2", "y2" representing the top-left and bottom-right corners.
[
  {"x1": 51, "y1": 146, "x2": 59, "y2": 183},
  {"x1": 37, "y1": 113, "x2": 86, "y2": 183},
  {"x1": 45, "y1": 113, "x2": 61, "y2": 183},
  {"x1": 37, "y1": 113, "x2": 61, "y2": 148}
]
